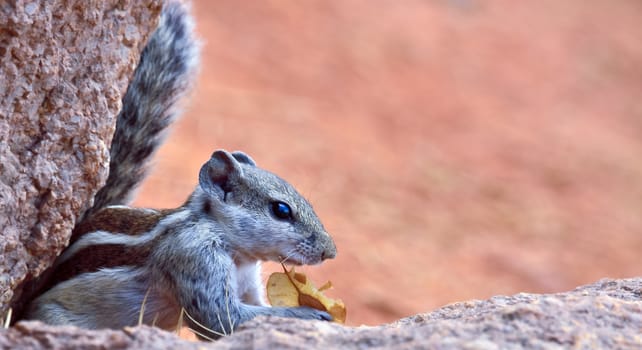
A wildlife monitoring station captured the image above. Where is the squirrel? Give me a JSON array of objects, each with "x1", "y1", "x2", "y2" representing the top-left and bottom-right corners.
[{"x1": 21, "y1": 1, "x2": 337, "y2": 339}]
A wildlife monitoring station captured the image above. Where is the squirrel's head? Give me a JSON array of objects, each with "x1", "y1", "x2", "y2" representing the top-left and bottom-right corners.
[{"x1": 195, "y1": 149, "x2": 337, "y2": 265}]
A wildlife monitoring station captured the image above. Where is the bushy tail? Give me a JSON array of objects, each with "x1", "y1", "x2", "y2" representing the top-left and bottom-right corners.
[{"x1": 85, "y1": 1, "x2": 200, "y2": 219}]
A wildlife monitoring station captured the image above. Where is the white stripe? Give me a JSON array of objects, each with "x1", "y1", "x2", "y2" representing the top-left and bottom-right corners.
[
  {"x1": 56, "y1": 209, "x2": 191, "y2": 266},
  {"x1": 104, "y1": 205, "x2": 160, "y2": 214}
]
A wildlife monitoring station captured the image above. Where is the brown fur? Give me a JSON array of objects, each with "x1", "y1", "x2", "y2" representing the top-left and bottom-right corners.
[
  {"x1": 71, "y1": 207, "x2": 170, "y2": 243},
  {"x1": 60, "y1": 207, "x2": 183, "y2": 284},
  {"x1": 52, "y1": 244, "x2": 151, "y2": 287}
]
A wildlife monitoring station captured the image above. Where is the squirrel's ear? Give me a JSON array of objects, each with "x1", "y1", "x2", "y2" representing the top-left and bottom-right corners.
[
  {"x1": 231, "y1": 151, "x2": 256, "y2": 167},
  {"x1": 198, "y1": 150, "x2": 243, "y2": 200}
]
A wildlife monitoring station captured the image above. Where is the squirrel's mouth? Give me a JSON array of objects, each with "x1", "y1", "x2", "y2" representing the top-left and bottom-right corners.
[
  {"x1": 278, "y1": 252, "x2": 325, "y2": 266},
  {"x1": 278, "y1": 254, "x2": 306, "y2": 266}
]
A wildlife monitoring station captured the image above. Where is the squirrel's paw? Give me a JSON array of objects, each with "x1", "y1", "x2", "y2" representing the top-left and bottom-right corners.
[{"x1": 288, "y1": 306, "x2": 333, "y2": 321}]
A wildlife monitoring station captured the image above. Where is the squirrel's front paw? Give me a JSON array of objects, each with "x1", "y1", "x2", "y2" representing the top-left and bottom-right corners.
[{"x1": 288, "y1": 306, "x2": 333, "y2": 321}]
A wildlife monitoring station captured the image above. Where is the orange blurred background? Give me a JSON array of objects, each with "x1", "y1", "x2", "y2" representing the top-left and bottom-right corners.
[{"x1": 135, "y1": 0, "x2": 642, "y2": 326}]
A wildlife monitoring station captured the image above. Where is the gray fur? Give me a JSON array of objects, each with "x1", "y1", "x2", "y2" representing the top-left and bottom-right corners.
[
  {"x1": 85, "y1": 1, "x2": 200, "y2": 219},
  {"x1": 26, "y1": 267, "x2": 181, "y2": 329},
  {"x1": 195, "y1": 150, "x2": 336, "y2": 265},
  {"x1": 231, "y1": 151, "x2": 257, "y2": 166},
  {"x1": 150, "y1": 205, "x2": 334, "y2": 338}
]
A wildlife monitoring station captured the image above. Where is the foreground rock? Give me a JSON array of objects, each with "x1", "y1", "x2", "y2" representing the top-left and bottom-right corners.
[
  {"x1": 0, "y1": 0, "x2": 162, "y2": 316},
  {"x1": 1, "y1": 278, "x2": 640, "y2": 349},
  {"x1": 0, "y1": 323, "x2": 194, "y2": 350}
]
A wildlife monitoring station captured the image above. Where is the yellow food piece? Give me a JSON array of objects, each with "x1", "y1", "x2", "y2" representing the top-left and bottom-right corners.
[{"x1": 267, "y1": 267, "x2": 346, "y2": 324}]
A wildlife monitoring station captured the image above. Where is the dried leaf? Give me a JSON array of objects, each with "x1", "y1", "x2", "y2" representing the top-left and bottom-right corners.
[{"x1": 267, "y1": 265, "x2": 347, "y2": 324}]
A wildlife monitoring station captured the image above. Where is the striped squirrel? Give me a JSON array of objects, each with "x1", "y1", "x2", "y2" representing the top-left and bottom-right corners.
[{"x1": 22, "y1": 1, "x2": 337, "y2": 339}]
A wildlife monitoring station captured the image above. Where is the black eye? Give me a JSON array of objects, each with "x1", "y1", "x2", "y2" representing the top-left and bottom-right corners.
[{"x1": 271, "y1": 201, "x2": 292, "y2": 220}]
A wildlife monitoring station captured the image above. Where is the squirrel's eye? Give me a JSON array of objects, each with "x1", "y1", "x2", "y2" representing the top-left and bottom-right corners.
[{"x1": 271, "y1": 201, "x2": 292, "y2": 220}]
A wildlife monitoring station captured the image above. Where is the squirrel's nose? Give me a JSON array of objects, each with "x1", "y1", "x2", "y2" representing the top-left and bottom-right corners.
[{"x1": 321, "y1": 238, "x2": 337, "y2": 260}]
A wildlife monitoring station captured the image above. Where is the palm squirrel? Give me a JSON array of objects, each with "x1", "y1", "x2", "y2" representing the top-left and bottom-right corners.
[{"x1": 22, "y1": 1, "x2": 337, "y2": 339}]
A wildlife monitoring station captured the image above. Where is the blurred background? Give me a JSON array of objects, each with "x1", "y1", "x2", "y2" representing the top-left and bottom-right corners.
[{"x1": 134, "y1": 0, "x2": 642, "y2": 326}]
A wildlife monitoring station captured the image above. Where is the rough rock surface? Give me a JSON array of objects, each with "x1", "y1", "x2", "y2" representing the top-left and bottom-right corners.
[
  {"x1": 0, "y1": 323, "x2": 197, "y2": 350},
  {"x1": 1, "y1": 278, "x2": 640, "y2": 349},
  {"x1": 0, "y1": 0, "x2": 162, "y2": 316}
]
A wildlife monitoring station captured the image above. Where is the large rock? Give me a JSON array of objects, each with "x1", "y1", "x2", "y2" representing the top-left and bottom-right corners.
[
  {"x1": 1, "y1": 278, "x2": 640, "y2": 349},
  {"x1": 0, "y1": 0, "x2": 162, "y2": 316},
  {"x1": 0, "y1": 323, "x2": 196, "y2": 350}
]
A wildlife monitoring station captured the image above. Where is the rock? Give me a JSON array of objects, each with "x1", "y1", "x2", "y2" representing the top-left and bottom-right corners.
[
  {"x1": 0, "y1": 322, "x2": 198, "y2": 350},
  {"x1": 1, "y1": 278, "x2": 640, "y2": 349},
  {"x1": 0, "y1": 0, "x2": 162, "y2": 316},
  {"x1": 216, "y1": 278, "x2": 642, "y2": 349}
]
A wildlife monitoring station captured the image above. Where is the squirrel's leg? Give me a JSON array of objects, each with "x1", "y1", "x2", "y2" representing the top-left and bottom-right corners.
[{"x1": 152, "y1": 245, "x2": 330, "y2": 340}]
